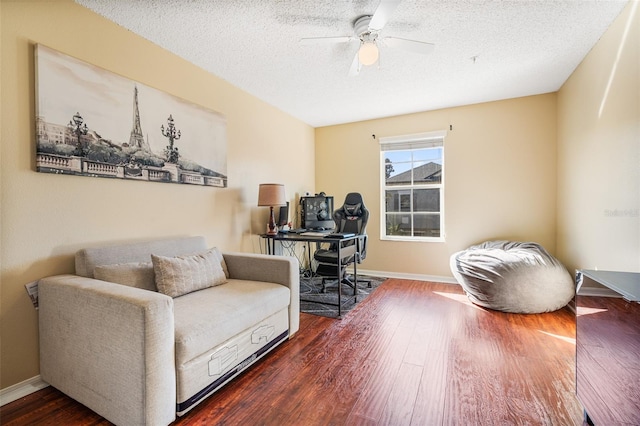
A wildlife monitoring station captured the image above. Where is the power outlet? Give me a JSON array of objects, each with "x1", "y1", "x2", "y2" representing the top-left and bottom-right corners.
[{"x1": 25, "y1": 281, "x2": 39, "y2": 310}]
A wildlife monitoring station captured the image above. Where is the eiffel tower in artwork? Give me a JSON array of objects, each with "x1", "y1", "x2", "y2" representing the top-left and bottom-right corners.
[{"x1": 128, "y1": 85, "x2": 149, "y2": 150}]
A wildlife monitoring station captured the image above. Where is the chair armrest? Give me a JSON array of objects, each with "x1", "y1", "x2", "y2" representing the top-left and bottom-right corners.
[
  {"x1": 223, "y1": 252, "x2": 300, "y2": 336},
  {"x1": 357, "y1": 234, "x2": 368, "y2": 262},
  {"x1": 39, "y1": 275, "x2": 176, "y2": 426}
]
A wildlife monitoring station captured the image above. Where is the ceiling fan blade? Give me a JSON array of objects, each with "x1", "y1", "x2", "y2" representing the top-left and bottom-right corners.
[
  {"x1": 369, "y1": 0, "x2": 402, "y2": 31},
  {"x1": 299, "y1": 36, "x2": 354, "y2": 45},
  {"x1": 348, "y1": 52, "x2": 361, "y2": 77},
  {"x1": 383, "y1": 36, "x2": 435, "y2": 55}
]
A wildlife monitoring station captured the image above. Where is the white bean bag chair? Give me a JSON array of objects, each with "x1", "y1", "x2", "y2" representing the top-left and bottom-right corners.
[{"x1": 450, "y1": 241, "x2": 574, "y2": 313}]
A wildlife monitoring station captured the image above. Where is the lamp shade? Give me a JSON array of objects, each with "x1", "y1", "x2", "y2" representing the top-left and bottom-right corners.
[{"x1": 257, "y1": 183, "x2": 286, "y2": 206}]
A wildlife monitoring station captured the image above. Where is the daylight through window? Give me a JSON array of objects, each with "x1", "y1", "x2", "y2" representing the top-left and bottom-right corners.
[{"x1": 379, "y1": 130, "x2": 446, "y2": 241}]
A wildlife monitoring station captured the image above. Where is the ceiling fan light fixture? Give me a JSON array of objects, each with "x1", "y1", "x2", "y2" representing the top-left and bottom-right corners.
[{"x1": 358, "y1": 41, "x2": 379, "y2": 66}]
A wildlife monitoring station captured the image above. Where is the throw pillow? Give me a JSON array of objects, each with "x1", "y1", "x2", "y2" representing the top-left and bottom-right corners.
[
  {"x1": 152, "y1": 248, "x2": 227, "y2": 298},
  {"x1": 94, "y1": 262, "x2": 156, "y2": 292},
  {"x1": 210, "y1": 246, "x2": 230, "y2": 278}
]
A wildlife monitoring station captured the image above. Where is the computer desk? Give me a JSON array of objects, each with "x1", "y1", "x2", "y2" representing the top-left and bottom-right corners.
[{"x1": 262, "y1": 232, "x2": 361, "y2": 318}]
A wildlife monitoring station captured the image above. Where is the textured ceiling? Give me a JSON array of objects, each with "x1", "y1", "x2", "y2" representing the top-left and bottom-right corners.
[{"x1": 75, "y1": 0, "x2": 628, "y2": 127}]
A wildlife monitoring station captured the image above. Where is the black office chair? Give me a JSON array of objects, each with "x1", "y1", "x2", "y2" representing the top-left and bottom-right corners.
[{"x1": 313, "y1": 192, "x2": 371, "y2": 293}]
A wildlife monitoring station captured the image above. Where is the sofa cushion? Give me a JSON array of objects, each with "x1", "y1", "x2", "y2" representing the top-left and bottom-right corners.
[
  {"x1": 76, "y1": 236, "x2": 208, "y2": 278},
  {"x1": 94, "y1": 262, "x2": 156, "y2": 291},
  {"x1": 173, "y1": 279, "x2": 290, "y2": 366},
  {"x1": 152, "y1": 248, "x2": 227, "y2": 298}
]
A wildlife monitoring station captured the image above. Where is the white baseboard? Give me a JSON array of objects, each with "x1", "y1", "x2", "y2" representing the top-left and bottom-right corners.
[
  {"x1": 356, "y1": 268, "x2": 458, "y2": 285},
  {"x1": 0, "y1": 375, "x2": 49, "y2": 407}
]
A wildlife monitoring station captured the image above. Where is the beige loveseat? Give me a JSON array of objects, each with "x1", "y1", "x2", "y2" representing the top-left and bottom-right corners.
[{"x1": 38, "y1": 236, "x2": 299, "y2": 425}]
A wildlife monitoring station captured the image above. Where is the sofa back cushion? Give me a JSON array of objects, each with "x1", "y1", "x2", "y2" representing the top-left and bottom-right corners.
[
  {"x1": 94, "y1": 262, "x2": 156, "y2": 291},
  {"x1": 152, "y1": 248, "x2": 227, "y2": 298},
  {"x1": 76, "y1": 236, "x2": 208, "y2": 278}
]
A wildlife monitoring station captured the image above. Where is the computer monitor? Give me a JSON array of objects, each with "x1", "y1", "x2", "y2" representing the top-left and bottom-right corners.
[
  {"x1": 277, "y1": 202, "x2": 289, "y2": 227},
  {"x1": 301, "y1": 195, "x2": 334, "y2": 230}
]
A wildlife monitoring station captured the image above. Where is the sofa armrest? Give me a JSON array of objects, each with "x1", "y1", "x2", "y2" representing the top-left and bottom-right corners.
[
  {"x1": 223, "y1": 252, "x2": 300, "y2": 337},
  {"x1": 39, "y1": 275, "x2": 176, "y2": 426}
]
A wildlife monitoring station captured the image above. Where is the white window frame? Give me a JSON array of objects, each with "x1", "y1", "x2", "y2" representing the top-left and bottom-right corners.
[{"x1": 379, "y1": 130, "x2": 446, "y2": 242}]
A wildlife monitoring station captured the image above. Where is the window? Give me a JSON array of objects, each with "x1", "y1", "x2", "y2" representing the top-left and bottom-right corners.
[{"x1": 380, "y1": 130, "x2": 446, "y2": 241}]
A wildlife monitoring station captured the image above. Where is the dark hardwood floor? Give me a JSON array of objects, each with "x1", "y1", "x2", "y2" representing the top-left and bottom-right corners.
[{"x1": 1, "y1": 279, "x2": 584, "y2": 425}]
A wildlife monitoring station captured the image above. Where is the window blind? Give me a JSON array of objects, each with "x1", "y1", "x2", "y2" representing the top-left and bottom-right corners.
[{"x1": 379, "y1": 130, "x2": 446, "y2": 151}]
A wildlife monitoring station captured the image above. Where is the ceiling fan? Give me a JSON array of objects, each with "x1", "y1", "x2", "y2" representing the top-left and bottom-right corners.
[{"x1": 299, "y1": 0, "x2": 434, "y2": 76}]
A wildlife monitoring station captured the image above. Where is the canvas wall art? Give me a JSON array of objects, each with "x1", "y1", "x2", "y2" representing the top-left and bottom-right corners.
[{"x1": 35, "y1": 44, "x2": 227, "y2": 187}]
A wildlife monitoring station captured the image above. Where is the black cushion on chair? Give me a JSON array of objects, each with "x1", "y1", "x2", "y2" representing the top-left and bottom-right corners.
[
  {"x1": 343, "y1": 202, "x2": 362, "y2": 216},
  {"x1": 314, "y1": 248, "x2": 354, "y2": 265}
]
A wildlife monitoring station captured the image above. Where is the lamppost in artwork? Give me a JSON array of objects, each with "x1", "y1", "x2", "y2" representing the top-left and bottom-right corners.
[
  {"x1": 68, "y1": 112, "x2": 88, "y2": 157},
  {"x1": 161, "y1": 114, "x2": 181, "y2": 164}
]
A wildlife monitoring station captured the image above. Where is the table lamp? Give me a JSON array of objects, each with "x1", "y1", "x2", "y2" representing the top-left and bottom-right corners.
[{"x1": 258, "y1": 183, "x2": 286, "y2": 235}]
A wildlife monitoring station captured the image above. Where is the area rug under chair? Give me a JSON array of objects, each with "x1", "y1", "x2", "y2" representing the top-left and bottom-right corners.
[{"x1": 299, "y1": 275, "x2": 386, "y2": 318}]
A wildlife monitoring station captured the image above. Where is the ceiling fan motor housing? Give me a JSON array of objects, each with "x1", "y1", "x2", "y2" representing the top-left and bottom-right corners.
[{"x1": 354, "y1": 15, "x2": 375, "y2": 39}]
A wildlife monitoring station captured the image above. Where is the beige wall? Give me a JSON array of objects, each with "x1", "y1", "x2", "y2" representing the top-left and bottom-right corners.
[
  {"x1": 2, "y1": 0, "x2": 637, "y2": 395},
  {"x1": 0, "y1": 0, "x2": 314, "y2": 389},
  {"x1": 557, "y1": 1, "x2": 639, "y2": 274},
  {"x1": 316, "y1": 94, "x2": 558, "y2": 278}
]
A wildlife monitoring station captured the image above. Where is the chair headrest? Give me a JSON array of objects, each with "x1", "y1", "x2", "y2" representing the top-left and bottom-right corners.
[
  {"x1": 344, "y1": 192, "x2": 364, "y2": 205},
  {"x1": 344, "y1": 202, "x2": 362, "y2": 217}
]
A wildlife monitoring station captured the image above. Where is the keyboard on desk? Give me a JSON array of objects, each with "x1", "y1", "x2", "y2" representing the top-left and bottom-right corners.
[
  {"x1": 324, "y1": 232, "x2": 355, "y2": 238},
  {"x1": 300, "y1": 231, "x2": 331, "y2": 237},
  {"x1": 286, "y1": 228, "x2": 306, "y2": 234}
]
